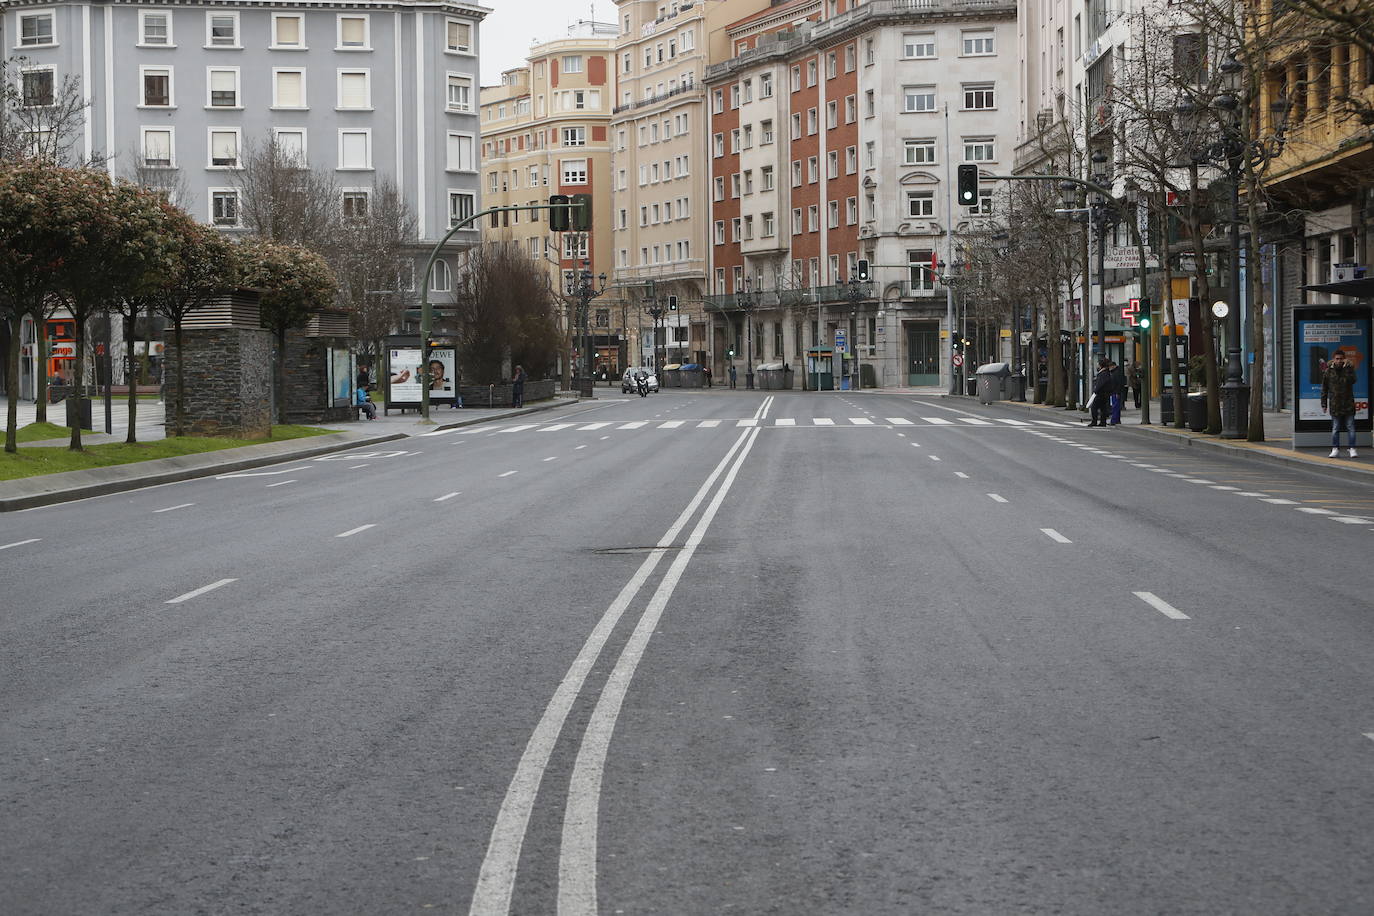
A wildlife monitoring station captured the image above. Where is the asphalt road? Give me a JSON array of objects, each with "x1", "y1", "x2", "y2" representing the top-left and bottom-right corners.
[{"x1": 3, "y1": 390, "x2": 1372, "y2": 915}]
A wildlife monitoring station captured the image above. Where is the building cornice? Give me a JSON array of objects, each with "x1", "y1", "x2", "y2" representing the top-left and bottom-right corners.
[{"x1": 0, "y1": 0, "x2": 492, "y2": 17}]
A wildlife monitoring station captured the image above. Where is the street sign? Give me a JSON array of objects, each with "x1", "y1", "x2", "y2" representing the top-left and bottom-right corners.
[
  {"x1": 1103, "y1": 248, "x2": 1161, "y2": 270},
  {"x1": 834, "y1": 329, "x2": 847, "y2": 353},
  {"x1": 952, "y1": 353, "x2": 964, "y2": 367}
]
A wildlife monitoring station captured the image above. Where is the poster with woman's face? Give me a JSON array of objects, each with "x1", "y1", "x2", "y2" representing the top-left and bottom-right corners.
[{"x1": 388, "y1": 348, "x2": 456, "y2": 404}]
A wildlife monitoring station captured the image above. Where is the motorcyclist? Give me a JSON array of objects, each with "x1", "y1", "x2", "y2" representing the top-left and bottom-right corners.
[{"x1": 634, "y1": 369, "x2": 649, "y2": 397}]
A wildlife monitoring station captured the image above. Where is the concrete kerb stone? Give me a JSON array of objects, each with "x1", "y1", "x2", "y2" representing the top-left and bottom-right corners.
[
  {"x1": 943, "y1": 393, "x2": 1374, "y2": 485},
  {"x1": 0, "y1": 399, "x2": 566, "y2": 512}
]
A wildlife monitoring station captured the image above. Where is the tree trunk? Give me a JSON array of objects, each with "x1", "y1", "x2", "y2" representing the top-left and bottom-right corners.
[
  {"x1": 1185, "y1": 165, "x2": 1221, "y2": 434},
  {"x1": 1162, "y1": 261, "x2": 1186, "y2": 429},
  {"x1": 5, "y1": 312, "x2": 20, "y2": 453},
  {"x1": 35, "y1": 322, "x2": 48, "y2": 424},
  {"x1": 124, "y1": 309, "x2": 139, "y2": 444},
  {"x1": 67, "y1": 310, "x2": 85, "y2": 451},
  {"x1": 1245, "y1": 172, "x2": 1266, "y2": 442},
  {"x1": 173, "y1": 320, "x2": 187, "y2": 436}
]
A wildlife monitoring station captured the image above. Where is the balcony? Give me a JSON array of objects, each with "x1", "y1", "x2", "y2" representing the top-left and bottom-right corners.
[
  {"x1": 807, "y1": 0, "x2": 1015, "y2": 46},
  {"x1": 612, "y1": 78, "x2": 701, "y2": 115}
]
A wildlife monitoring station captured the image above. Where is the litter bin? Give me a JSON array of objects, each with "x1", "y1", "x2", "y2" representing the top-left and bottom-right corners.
[
  {"x1": 975, "y1": 362, "x2": 1013, "y2": 404},
  {"x1": 1006, "y1": 371, "x2": 1027, "y2": 402},
  {"x1": 68, "y1": 396, "x2": 93, "y2": 430},
  {"x1": 577, "y1": 377, "x2": 594, "y2": 398},
  {"x1": 1186, "y1": 392, "x2": 1207, "y2": 431},
  {"x1": 965, "y1": 377, "x2": 978, "y2": 396}
]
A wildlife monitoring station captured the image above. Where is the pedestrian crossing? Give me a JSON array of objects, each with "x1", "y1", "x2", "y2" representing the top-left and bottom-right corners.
[{"x1": 433, "y1": 416, "x2": 1074, "y2": 436}]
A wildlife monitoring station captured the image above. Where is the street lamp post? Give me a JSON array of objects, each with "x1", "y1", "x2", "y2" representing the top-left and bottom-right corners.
[
  {"x1": 844, "y1": 275, "x2": 870, "y2": 390},
  {"x1": 570, "y1": 258, "x2": 608, "y2": 395},
  {"x1": 738, "y1": 278, "x2": 757, "y2": 390},
  {"x1": 642, "y1": 281, "x2": 666, "y2": 379}
]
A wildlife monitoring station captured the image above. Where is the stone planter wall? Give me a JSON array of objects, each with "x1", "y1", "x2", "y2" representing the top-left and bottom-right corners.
[
  {"x1": 456, "y1": 378, "x2": 556, "y2": 407},
  {"x1": 163, "y1": 328, "x2": 273, "y2": 438}
]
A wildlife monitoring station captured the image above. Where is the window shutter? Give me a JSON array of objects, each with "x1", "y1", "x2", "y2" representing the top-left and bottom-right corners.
[
  {"x1": 276, "y1": 72, "x2": 302, "y2": 107},
  {"x1": 340, "y1": 73, "x2": 367, "y2": 108}
]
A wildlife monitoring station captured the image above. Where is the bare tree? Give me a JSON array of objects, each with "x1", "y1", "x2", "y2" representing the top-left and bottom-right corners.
[
  {"x1": 452, "y1": 243, "x2": 561, "y2": 383},
  {"x1": 0, "y1": 57, "x2": 93, "y2": 166},
  {"x1": 234, "y1": 132, "x2": 340, "y2": 247},
  {"x1": 334, "y1": 178, "x2": 417, "y2": 361}
]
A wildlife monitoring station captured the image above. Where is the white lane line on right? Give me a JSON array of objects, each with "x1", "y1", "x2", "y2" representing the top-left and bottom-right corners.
[
  {"x1": 265, "y1": 480, "x2": 296, "y2": 488},
  {"x1": 166, "y1": 578, "x2": 237, "y2": 605},
  {"x1": 499, "y1": 470, "x2": 518, "y2": 478},
  {"x1": 1260, "y1": 498, "x2": 1299, "y2": 505},
  {"x1": 987, "y1": 494, "x2": 1008, "y2": 503},
  {"x1": 336, "y1": 524, "x2": 376, "y2": 538},
  {"x1": 1134, "y1": 591, "x2": 1190, "y2": 620},
  {"x1": 435, "y1": 492, "x2": 461, "y2": 502},
  {"x1": 929, "y1": 455, "x2": 941, "y2": 462},
  {"x1": 0, "y1": 538, "x2": 41, "y2": 551},
  {"x1": 350, "y1": 464, "x2": 370, "y2": 469},
  {"x1": 1296, "y1": 507, "x2": 1337, "y2": 515},
  {"x1": 954, "y1": 472, "x2": 969, "y2": 479},
  {"x1": 543, "y1": 456, "x2": 558, "y2": 462},
  {"x1": 153, "y1": 503, "x2": 195, "y2": 513},
  {"x1": 1041, "y1": 528, "x2": 1072, "y2": 543}
]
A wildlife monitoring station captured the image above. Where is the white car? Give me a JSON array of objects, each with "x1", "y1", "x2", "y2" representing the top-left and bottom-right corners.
[{"x1": 621, "y1": 368, "x2": 659, "y2": 393}]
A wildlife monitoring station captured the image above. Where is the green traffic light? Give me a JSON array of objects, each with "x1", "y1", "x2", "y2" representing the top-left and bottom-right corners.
[{"x1": 1140, "y1": 316, "x2": 1151, "y2": 329}]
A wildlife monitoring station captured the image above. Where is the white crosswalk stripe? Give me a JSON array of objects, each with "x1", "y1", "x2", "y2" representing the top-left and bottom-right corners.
[
  {"x1": 813, "y1": 418, "x2": 835, "y2": 426},
  {"x1": 579, "y1": 422, "x2": 612, "y2": 430},
  {"x1": 922, "y1": 417, "x2": 954, "y2": 425},
  {"x1": 887, "y1": 418, "x2": 914, "y2": 425},
  {"x1": 775, "y1": 418, "x2": 796, "y2": 426},
  {"x1": 618, "y1": 421, "x2": 647, "y2": 429},
  {"x1": 849, "y1": 418, "x2": 874, "y2": 425},
  {"x1": 697, "y1": 419, "x2": 721, "y2": 428},
  {"x1": 454, "y1": 415, "x2": 1070, "y2": 435},
  {"x1": 659, "y1": 420, "x2": 685, "y2": 428},
  {"x1": 994, "y1": 418, "x2": 1031, "y2": 426},
  {"x1": 539, "y1": 423, "x2": 574, "y2": 431},
  {"x1": 957, "y1": 418, "x2": 993, "y2": 426},
  {"x1": 737, "y1": 419, "x2": 758, "y2": 427}
]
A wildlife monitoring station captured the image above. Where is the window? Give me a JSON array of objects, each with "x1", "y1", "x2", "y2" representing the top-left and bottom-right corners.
[
  {"x1": 275, "y1": 129, "x2": 306, "y2": 164},
  {"x1": 208, "y1": 68, "x2": 239, "y2": 108},
  {"x1": 827, "y1": 201, "x2": 839, "y2": 228},
  {"x1": 791, "y1": 161, "x2": 802, "y2": 187},
  {"x1": 272, "y1": 14, "x2": 303, "y2": 48},
  {"x1": 845, "y1": 44, "x2": 856, "y2": 72},
  {"x1": 760, "y1": 73, "x2": 773, "y2": 98},
  {"x1": 826, "y1": 100, "x2": 837, "y2": 129},
  {"x1": 807, "y1": 108, "x2": 817, "y2": 134},
  {"x1": 730, "y1": 84, "x2": 740, "y2": 108},
  {"x1": 447, "y1": 132, "x2": 474, "y2": 170},
  {"x1": 338, "y1": 129, "x2": 370, "y2": 169},
  {"x1": 827, "y1": 151, "x2": 838, "y2": 179},
  {"x1": 562, "y1": 55, "x2": 583, "y2": 73},
  {"x1": 207, "y1": 13, "x2": 239, "y2": 48},
  {"x1": 865, "y1": 90, "x2": 875, "y2": 118},
  {"x1": 865, "y1": 141, "x2": 875, "y2": 169},
  {"x1": 762, "y1": 212, "x2": 775, "y2": 237},
  {"x1": 790, "y1": 65, "x2": 801, "y2": 92},
  {"x1": 431, "y1": 259, "x2": 452, "y2": 292},
  {"x1": 141, "y1": 128, "x2": 173, "y2": 167},
  {"x1": 713, "y1": 133, "x2": 724, "y2": 157},
  {"x1": 964, "y1": 137, "x2": 995, "y2": 161},
  {"x1": 140, "y1": 67, "x2": 172, "y2": 107},
  {"x1": 909, "y1": 250, "x2": 935, "y2": 290},
  {"x1": 963, "y1": 83, "x2": 995, "y2": 109},
  {"x1": 211, "y1": 189, "x2": 239, "y2": 226},
  {"x1": 845, "y1": 146, "x2": 857, "y2": 174},
  {"x1": 844, "y1": 96, "x2": 856, "y2": 123},
  {"x1": 449, "y1": 192, "x2": 475, "y2": 228},
  {"x1": 807, "y1": 204, "x2": 818, "y2": 231},
  {"x1": 21, "y1": 69, "x2": 53, "y2": 107},
  {"x1": 806, "y1": 59, "x2": 817, "y2": 86},
  {"x1": 731, "y1": 218, "x2": 741, "y2": 242},
  {"x1": 826, "y1": 52, "x2": 836, "y2": 80},
  {"x1": 209, "y1": 129, "x2": 239, "y2": 167},
  {"x1": 808, "y1": 156, "x2": 818, "y2": 182},
  {"x1": 962, "y1": 30, "x2": 995, "y2": 56},
  {"x1": 904, "y1": 138, "x2": 936, "y2": 164},
  {"x1": 791, "y1": 208, "x2": 802, "y2": 235},
  {"x1": 273, "y1": 70, "x2": 305, "y2": 108},
  {"x1": 561, "y1": 158, "x2": 587, "y2": 184},
  {"x1": 790, "y1": 113, "x2": 801, "y2": 140},
  {"x1": 714, "y1": 220, "x2": 725, "y2": 245},
  {"x1": 342, "y1": 190, "x2": 369, "y2": 219},
  {"x1": 906, "y1": 191, "x2": 935, "y2": 217},
  {"x1": 971, "y1": 190, "x2": 995, "y2": 215},
  {"x1": 447, "y1": 74, "x2": 473, "y2": 111},
  {"x1": 846, "y1": 197, "x2": 858, "y2": 224},
  {"x1": 338, "y1": 70, "x2": 370, "y2": 109},
  {"x1": 20, "y1": 12, "x2": 55, "y2": 47},
  {"x1": 446, "y1": 19, "x2": 472, "y2": 53},
  {"x1": 904, "y1": 86, "x2": 936, "y2": 112},
  {"x1": 761, "y1": 119, "x2": 774, "y2": 144},
  {"x1": 140, "y1": 12, "x2": 171, "y2": 46},
  {"x1": 713, "y1": 176, "x2": 724, "y2": 201},
  {"x1": 903, "y1": 33, "x2": 935, "y2": 58},
  {"x1": 731, "y1": 173, "x2": 741, "y2": 197},
  {"x1": 337, "y1": 16, "x2": 369, "y2": 50},
  {"x1": 562, "y1": 126, "x2": 585, "y2": 147},
  {"x1": 762, "y1": 166, "x2": 774, "y2": 191}
]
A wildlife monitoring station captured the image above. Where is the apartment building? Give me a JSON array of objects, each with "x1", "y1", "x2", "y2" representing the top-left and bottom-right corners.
[
  {"x1": 2, "y1": 0, "x2": 486, "y2": 396},
  {"x1": 707, "y1": 0, "x2": 1018, "y2": 388},
  {"x1": 478, "y1": 22, "x2": 618, "y2": 372},
  {"x1": 610, "y1": 0, "x2": 769, "y2": 369}
]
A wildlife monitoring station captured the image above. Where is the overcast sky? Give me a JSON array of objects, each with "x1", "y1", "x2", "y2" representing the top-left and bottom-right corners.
[{"x1": 479, "y1": 0, "x2": 610, "y2": 86}]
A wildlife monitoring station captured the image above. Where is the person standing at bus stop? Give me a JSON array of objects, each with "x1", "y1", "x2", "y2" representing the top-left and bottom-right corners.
[{"x1": 1322, "y1": 349, "x2": 1357, "y2": 458}]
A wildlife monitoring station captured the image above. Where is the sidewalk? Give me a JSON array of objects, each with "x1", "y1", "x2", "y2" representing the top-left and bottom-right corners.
[
  {"x1": 0, "y1": 394, "x2": 569, "y2": 511},
  {"x1": 927, "y1": 390, "x2": 1374, "y2": 483}
]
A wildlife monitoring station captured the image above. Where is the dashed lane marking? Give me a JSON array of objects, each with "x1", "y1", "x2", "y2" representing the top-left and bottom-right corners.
[
  {"x1": 0, "y1": 538, "x2": 41, "y2": 551},
  {"x1": 435, "y1": 492, "x2": 461, "y2": 502},
  {"x1": 153, "y1": 503, "x2": 195, "y2": 513},
  {"x1": 166, "y1": 578, "x2": 237, "y2": 605},
  {"x1": 336, "y1": 525, "x2": 376, "y2": 538},
  {"x1": 987, "y1": 494, "x2": 1008, "y2": 503},
  {"x1": 265, "y1": 480, "x2": 295, "y2": 488},
  {"x1": 1041, "y1": 528, "x2": 1072, "y2": 543},
  {"x1": 1134, "y1": 591, "x2": 1190, "y2": 620},
  {"x1": 499, "y1": 471, "x2": 518, "y2": 478}
]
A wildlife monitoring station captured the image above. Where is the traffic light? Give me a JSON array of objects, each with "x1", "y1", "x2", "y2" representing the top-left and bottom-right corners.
[
  {"x1": 1138, "y1": 297, "x2": 1151, "y2": 329},
  {"x1": 957, "y1": 164, "x2": 979, "y2": 207},
  {"x1": 856, "y1": 258, "x2": 870, "y2": 282},
  {"x1": 570, "y1": 193, "x2": 593, "y2": 231},
  {"x1": 548, "y1": 194, "x2": 571, "y2": 231},
  {"x1": 727, "y1": 348, "x2": 735, "y2": 358},
  {"x1": 668, "y1": 295, "x2": 678, "y2": 311}
]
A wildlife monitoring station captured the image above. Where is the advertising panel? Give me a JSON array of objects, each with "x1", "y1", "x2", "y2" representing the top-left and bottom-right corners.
[
  {"x1": 329, "y1": 348, "x2": 355, "y2": 406},
  {"x1": 387, "y1": 347, "x2": 456, "y2": 405},
  {"x1": 1292, "y1": 305, "x2": 1373, "y2": 447}
]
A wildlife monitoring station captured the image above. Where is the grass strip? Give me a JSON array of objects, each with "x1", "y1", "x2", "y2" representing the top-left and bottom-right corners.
[{"x1": 0, "y1": 425, "x2": 333, "y2": 481}]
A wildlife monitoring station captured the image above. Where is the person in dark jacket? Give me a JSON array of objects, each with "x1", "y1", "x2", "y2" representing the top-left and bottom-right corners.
[
  {"x1": 1089, "y1": 358, "x2": 1115, "y2": 427},
  {"x1": 1128, "y1": 361, "x2": 1142, "y2": 408},
  {"x1": 511, "y1": 365, "x2": 527, "y2": 408},
  {"x1": 1321, "y1": 349, "x2": 1358, "y2": 458},
  {"x1": 1109, "y1": 360, "x2": 1127, "y2": 424}
]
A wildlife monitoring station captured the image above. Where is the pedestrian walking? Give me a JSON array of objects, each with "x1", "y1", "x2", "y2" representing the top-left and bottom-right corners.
[
  {"x1": 1109, "y1": 360, "x2": 1126, "y2": 424},
  {"x1": 1129, "y1": 361, "x2": 1142, "y2": 408},
  {"x1": 1321, "y1": 349, "x2": 1358, "y2": 458},
  {"x1": 728, "y1": 364, "x2": 737, "y2": 389},
  {"x1": 704, "y1": 365, "x2": 712, "y2": 388},
  {"x1": 1088, "y1": 358, "x2": 1115, "y2": 427},
  {"x1": 511, "y1": 364, "x2": 527, "y2": 408}
]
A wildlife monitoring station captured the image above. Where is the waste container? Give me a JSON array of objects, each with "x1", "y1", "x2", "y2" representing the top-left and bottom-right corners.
[
  {"x1": 661, "y1": 365, "x2": 682, "y2": 388},
  {"x1": 1161, "y1": 392, "x2": 1177, "y2": 424},
  {"x1": 757, "y1": 362, "x2": 785, "y2": 389},
  {"x1": 70, "y1": 396, "x2": 93, "y2": 430},
  {"x1": 966, "y1": 377, "x2": 978, "y2": 396},
  {"x1": 1186, "y1": 392, "x2": 1207, "y2": 431},
  {"x1": 577, "y1": 377, "x2": 594, "y2": 398},
  {"x1": 975, "y1": 362, "x2": 1013, "y2": 404},
  {"x1": 678, "y1": 364, "x2": 704, "y2": 388},
  {"x1": 1006, "y1": 371, "x2": 1027, "y2": 402}
]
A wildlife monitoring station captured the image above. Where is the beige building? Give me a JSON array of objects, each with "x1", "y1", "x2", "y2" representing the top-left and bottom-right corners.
[
  {"x1": 610, "y1": 0, "x2": 771, "y2": 368},
  {"x1": 479, "y1": 21, "x2": 622, "y2": 375}
]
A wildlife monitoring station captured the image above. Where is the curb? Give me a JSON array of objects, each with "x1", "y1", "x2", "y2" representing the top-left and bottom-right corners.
[
  {"x1": 952, "y1": 394, "x2": 1374, "y2": 485},
  {"x1": 0, "y1": 399, "x2": 567, "y2": 512}
]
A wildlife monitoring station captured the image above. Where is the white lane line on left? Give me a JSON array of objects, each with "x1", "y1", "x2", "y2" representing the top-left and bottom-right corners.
[
  {"x1": 336, "y1": 525, "x2": 376, "y2": 538},
  {"x1": 166, "y1": 578, "x2": 237, "y2": 605},
  {"x1": 350, "y1": 464, "x2": 370, "y2": 469},
  {"x1": 265, "y1": 480, "x2": 296, "y2": 488},
  {"x1": 929, "y1": 455, "x2": 941, "y2": 461},
  {"x1": 954, "y1": 472, "x2": 969, "y2": 479},
  {"x1": 499, "y1": 470, "x2": 518, "y2": 478},
  {"x1": 435, "y1": 492, "x2": 461, "y2": 502},
  {"x1": 1041, "y1": 528, "x2": 1071, "y2": 543},
  {"x1": 153, "y1": 503, "x2": 195, "y2": 513},
  {"x1": 544, "y1": 456, "x2": 558, "y2": 462},
  {"x1": 987, "y1": 494, "x2": 1008, "y2": 503},
  {"x1": 0, "y1": 538, "x2": 41, "y2": 551},
  {"x1": 1134, "y1": 591, "x2": 1190, "y2": 620}
]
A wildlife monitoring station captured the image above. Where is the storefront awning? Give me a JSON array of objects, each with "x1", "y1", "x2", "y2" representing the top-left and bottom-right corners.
[{"x1": 1303, "y1": 278, "x2": 1374, "y2": 299}]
